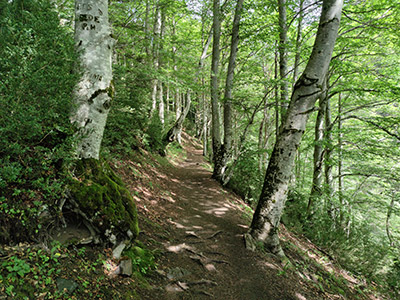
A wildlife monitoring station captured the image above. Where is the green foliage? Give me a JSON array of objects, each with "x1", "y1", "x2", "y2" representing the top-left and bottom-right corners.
[
  {"x1": 0, "y1": 0, "x2": 78, "y2": 243},
  {"x1": 227, "y1": 147, "x2": 265, "y2": 205},
  {"x1": 387, "y1": 254, "x2": 400, "y2": 291},
  {"x1": 102, "y1": 63, "x2": 152, "y2": 155},
  {"x1": 123, "y1": 244, "x2": 157, "y2": 276},
  {"x1": 0, "y1": 242, "x2": 62, "y2": 299},
  {"x1": 144, "y1": 114, "x2": 166, "y2": 154}
]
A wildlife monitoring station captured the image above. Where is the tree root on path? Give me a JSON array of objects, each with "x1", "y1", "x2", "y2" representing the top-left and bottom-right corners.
[{"x1": 207, "y1": 230, "x2": 223, "y2": 239}]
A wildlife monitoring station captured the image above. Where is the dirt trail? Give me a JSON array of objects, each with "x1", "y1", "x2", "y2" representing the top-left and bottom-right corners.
[{"x1": 136, "y1": 136, "x2": 322, "y2": 300}]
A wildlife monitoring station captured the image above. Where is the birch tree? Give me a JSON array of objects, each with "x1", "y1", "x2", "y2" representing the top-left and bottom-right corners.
[
  {"x1": 245, "y1": 0, "x2": 343, "y2": 258},
  {"x1": 71, "y1": 0, "x2": 115, "y2": 159}
]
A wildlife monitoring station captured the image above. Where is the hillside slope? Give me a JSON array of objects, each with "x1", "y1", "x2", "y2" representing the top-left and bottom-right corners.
[{"x1": 0, "y1": 133, "x2": 388, "y2": 299}]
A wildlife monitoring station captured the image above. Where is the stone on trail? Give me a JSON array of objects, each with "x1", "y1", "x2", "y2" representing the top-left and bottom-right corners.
[
  {"x1": 119, "y1": 258, "x2": 133, "y2": 276},
  {"x1": 112, "y1": 242, "x2": 126, "y2": 260}
]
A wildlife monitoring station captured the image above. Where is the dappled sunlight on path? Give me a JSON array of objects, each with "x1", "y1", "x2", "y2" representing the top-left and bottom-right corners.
[{"x1": 134, "y1": 134, "x2": 326, "y2": 300}]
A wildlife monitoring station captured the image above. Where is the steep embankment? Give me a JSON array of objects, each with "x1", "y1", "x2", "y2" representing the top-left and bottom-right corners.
[{"x1": 115, "y1": 133, "x2": 384, "y2": 300}]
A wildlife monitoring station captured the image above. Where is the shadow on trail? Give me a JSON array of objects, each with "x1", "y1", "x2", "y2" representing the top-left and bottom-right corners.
[{"x1": 140, "y1": 137, "x2": 323, "y2": 300}]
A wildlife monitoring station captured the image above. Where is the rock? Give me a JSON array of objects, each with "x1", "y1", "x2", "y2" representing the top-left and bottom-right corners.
[
  {"x1": 119, "y1": 259, "x2": 133, "y2": 276},
  {"x1": 56, "y1": 278, "x2": 78, "y2": 294},
  {"x1": 167, "y1": 267, "x2": 191, "y2": 280},
  {"x1": 112, "y1": 242, "x2": 126, "y2": 260}
]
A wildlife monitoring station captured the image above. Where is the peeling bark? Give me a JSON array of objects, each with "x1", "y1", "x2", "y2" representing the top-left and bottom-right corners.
[
  {"x1": 245, "y1": 0, "x2": 343, "y2": 258},
  {"x1": 71, "y1": 0, "x2": 115, "y2": 159}
]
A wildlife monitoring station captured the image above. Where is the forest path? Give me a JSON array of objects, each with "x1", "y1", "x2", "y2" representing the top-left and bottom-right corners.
[{"x1": 133, "y1": 134, "x2": 322, "y2": 300}]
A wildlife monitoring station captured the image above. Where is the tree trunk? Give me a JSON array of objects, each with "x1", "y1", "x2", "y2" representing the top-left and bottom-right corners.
[
  {"x1": 386, "y1": 194, "x2": 396, "y2": 247},
  {"x1": 324, "y1": 92, "x2": 334, "y2": 220},
  {"x1": 292, "y1": 0, "x2": 304, "y2": 85},
  {"x1": 223, "y1": 0, "x2": 244, "y2": 159},
  {"x1": 307, "y1": 77, "x2": 328, "y2": 218},
  {"x1": 274, "y1": 46, "x2": 279, "y2": 138},
  {"x1": 338, "y1": 92, "x2": 345, "y2": 227},
  {"x1": 213, "y1": 0, "x2": 244, "y2": 182},
  {"x1": 175, "y1": 89, "x2": 181, "y2": 120},
  {"x1": 245, "y1": 0, "x2": 343, "y2": 258},
  {"x1": 71, "y1": 0, "x2": 115, "y2": 159},
  {"x1": 165, "y1": 91, "x2": 191, "y2": 144},
  {"x1": 158, "y1": 10, "x2": 165, "y2": 126},
  {"x1": 278, "y1": 0, "x2": 289, "y2": 118},
  {"x1": 210, "y1": 0, "x2": 223, "y2": 179},
  {"x1": 202, "y1": 91, "x2": 208, "y2": 157},
  {"x1": 150, "y1": 2, "x2": 161, "y2": 116},
  {"x1": 144, "y1": 0, "x2": 151, "y2": 57}
]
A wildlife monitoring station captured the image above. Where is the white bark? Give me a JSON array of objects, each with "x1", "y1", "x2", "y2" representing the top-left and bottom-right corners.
[
  {"x1": 245, "y1": 0, "x2": 343, "y2": 257},
  {"x1": 71, "y1": 0, "x2": 115, "y2": 159}
]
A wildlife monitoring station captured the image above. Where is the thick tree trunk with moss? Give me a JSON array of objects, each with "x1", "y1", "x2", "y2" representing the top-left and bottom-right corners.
[
  {"x1": 71, "y1": 0, "x2": 115, "y2": 159},
  {"x1": 69, "y1": 159, "x2": 139, "y2": 244},
  {"x1": 68, "y1": 1, "x2": 139, "y2": 244},
  {"x1": 245, "y1": 0, "x2": 343, "y2": 258}
]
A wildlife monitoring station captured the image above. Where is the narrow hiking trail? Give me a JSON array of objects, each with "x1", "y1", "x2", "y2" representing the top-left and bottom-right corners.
[{"x1": 129, "y1": 135, "x2": 325, "y2": 300}]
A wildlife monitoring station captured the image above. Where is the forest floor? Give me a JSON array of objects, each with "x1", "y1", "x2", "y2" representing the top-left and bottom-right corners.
[
  {"x1": 0, "y1": 133, "x2": 389, "y2": 299},
  {"x1": 115, "y1": 133, "x2": 386, "y2": 300}
]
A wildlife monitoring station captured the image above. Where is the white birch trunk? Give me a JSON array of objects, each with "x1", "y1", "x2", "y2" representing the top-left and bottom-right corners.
[
  {"x1": 245, "y1": 0, "x2": 343, "y2": 258},
  {"x1": 71, "y1": 0, "x2": 114, "y2": 159}
]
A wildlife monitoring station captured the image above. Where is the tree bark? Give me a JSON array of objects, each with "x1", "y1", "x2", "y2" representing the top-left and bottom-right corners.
[
  {"x1": 150, "y1": 2, "x2": 161, "y2": 116},
  {"x1": 213, "y1": 0, "x2": 244, "y2": 182},
  {"x1": 278, "y1": 0, "x2": 289, "y2": 118},
  {"x1": 158, "y1": 10, "x2": 166, "y2": 126},
  {"x1": 274, "y1": 46, "x2": 279, "y2": 138},
  {"x1": 324, "y1": 90, "x2": 334, "y2": 220},
  {"x1": 71, "y1": 0, "x2": 115, "y2": 159},
  {"x1": 307, "y1": 76, "x2": 328, "y2": 218},
  {"x1": 293, "y1": 0, "x2": 304, "y2": 86},
  {"x1": 223, "y1": 0, "x2": 244, "y2": 159},
  {"x1": 245, "y1": 0, "x2": 343, "y2": 258},
  {"x1": 210, "y1": 0, "x2": 223, "y2": 179},
  {"x1": 165, "y1": 91, "x2": 191, "y2": 144}
]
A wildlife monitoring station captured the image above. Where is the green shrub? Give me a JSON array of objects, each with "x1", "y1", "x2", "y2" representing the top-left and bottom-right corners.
[
  {"x1": 0, "y1": 0, "x2": 78, "y2": 243},
  {"x1": 102, "y1": 63, "x2": 151, "y2": 155},
  {"x1": 227, "y1": 147, "x2": 264, "y2": 205}
]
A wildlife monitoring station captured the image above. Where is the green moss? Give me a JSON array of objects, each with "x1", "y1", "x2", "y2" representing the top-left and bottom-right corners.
[
  {"x1": 123, "y1": 245, "x2": 157, "y2": 276},
  {"x1": 69, "y1": 158, "x2": 139, "y2": 240}
]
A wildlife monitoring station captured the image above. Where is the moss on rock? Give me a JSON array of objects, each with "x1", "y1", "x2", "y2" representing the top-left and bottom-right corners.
[{"x1": 69, "y1": 158, "x2": 139, "y2": 241}]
